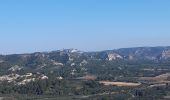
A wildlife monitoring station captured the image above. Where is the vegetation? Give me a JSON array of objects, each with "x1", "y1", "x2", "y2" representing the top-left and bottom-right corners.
[{"x1": 0, "y1": 47, "x2": 170, "y2": 99}]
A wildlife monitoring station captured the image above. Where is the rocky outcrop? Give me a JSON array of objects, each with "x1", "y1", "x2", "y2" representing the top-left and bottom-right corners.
[
  {"x1": 106, "y1": 53, "x2": 123, "y2": 61},
  {"x1": 161, "y1": 49, "x2": 170, "y2": 59}
]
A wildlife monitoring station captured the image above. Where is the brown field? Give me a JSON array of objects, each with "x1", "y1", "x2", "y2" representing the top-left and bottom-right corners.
[
  {"x1": 99, "y1": 81, "x2": 141, "y2": 87},
  {"x1": 77, "y1": 75, "x2": 97, "y2": 80}
]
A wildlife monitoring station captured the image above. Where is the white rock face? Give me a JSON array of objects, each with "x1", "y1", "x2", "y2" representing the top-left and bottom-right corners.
[
  {"x1": 0, "y1": 73, "x2": 49, "y2": 85},
  {"x1": 18, "y1": 74, "x2": 48, "y2": 85},
  {"x1": 57, "y1": 76, "x2": 63, "y2": 80},
  {"x1": 8, "y1": 65, "x2": 23, "y2": 71},
  {"x1": 41, "y1": 75, "x2": 48, "y2": 80},
  {"x1": 0, "y1": 74, "x2": 20, "y2": 83},
  {"x1": 0, "y1": 73, "x2": 33, "y2": 83},
  {"x1": 107, "y1": 53, "x2": 123, "y2": 61},
  {"x1": 80, "y1": 60, "x2": 88, "y2": 66},
  {"x1": 71, "y1": 63, "x2": 75, "y2": 66},
  {"x1": 81, "y1": 67, "x2": 87, "y2": 71},
  {"x1": 70, "y1": 49, "x2": 79, "y2": 53},
  {"x1": 24, "y1": 73, "x2": 33, "y2": 77},
  {"x1": 18, "y1": 78, "x2": 36, "y2": 85},
  {"x1": 162, "y1": 50, "x2": 170, "y2": 59},
  {"x1": 51, "y1": 60, "x2": 63, "y2": 66},
  {"x1": 38, "y1": 63, "x2": 47, "y2": 69},
  {"x1": 54, "y1": 62, "x2": 63, "y2": 66},
  {"x1": 69, "y1": 56, "x2": 74, "y2": 61},
  {"x1": 70, "y1": 69, "x2": 76, "y2": 75}
]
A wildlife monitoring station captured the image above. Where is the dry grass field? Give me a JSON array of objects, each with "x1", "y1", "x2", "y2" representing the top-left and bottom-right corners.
[{"x1": 99, "y1": 81, "x2": 141, "y2": 87}]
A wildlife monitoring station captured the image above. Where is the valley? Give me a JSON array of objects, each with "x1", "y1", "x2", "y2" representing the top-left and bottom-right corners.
[{"x1": 0, "y1": 47, "x2": 170, "y2": 99}]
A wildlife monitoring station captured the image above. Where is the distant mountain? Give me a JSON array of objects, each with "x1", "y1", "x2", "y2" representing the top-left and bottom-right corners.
[
  {"x1": 0, "y1": 46, "x2": 170, "y2": 75},
  {"x1": 1, "y1": 46, "x2": 170, "y2": 64},
  {"x1": 86, "y1": 46, "x2": 170, "y2": 60},
  {"x1": 1, "y1": 46, "x2": 170, "y2": 96}
]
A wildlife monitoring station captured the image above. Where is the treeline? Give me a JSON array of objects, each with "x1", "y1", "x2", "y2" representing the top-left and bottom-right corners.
[{"x1": 0, "y1": 78, "x2": 103, "y2": 96}]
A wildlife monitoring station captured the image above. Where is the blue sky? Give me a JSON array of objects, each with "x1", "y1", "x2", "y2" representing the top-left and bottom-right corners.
[{"x1": 0, "y1": 0, "x2": 170, "y2": 54}]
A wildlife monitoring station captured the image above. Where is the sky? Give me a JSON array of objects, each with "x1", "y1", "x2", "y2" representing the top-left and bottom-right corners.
[{"x1": 0, "y1": 0, "x2": 170, "y2": 54}]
